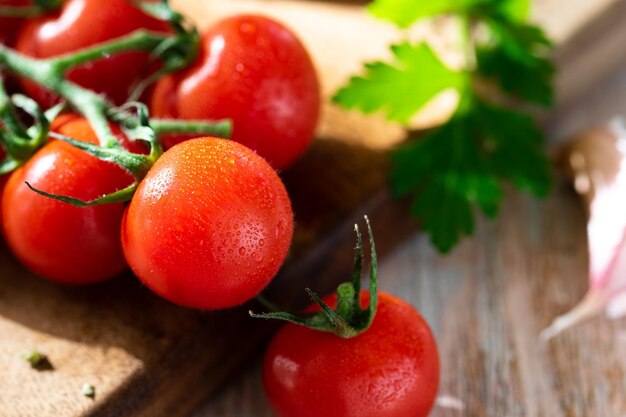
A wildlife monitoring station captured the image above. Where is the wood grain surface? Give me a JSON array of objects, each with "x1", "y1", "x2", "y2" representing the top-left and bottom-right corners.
[{"x1": 1, "y1": 1, "x2": 625, "y2": 417}]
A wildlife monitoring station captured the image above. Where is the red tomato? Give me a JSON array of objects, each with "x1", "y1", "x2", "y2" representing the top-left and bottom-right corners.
[
  {"x1": 0, "y1": 0, "x2": 28, "y2": 46},
  {"x1": 264, "y1": 292, "x2": 440, "y2": 417},
  {"x1": 1, "y1": 116, "x2": 142, "y2": 284},
  {"x1": 15, "y1": 0, "x2": 169, "y2": 107},
  {"x1": 122, "y1": 137, "x2": 293, "y2": 310},
  {"x1": 151, "y1": 15, "x2": 320, "y2": 171},
  {"x1": 0, "y1": 147, "x2": 7, "y2": 226}
]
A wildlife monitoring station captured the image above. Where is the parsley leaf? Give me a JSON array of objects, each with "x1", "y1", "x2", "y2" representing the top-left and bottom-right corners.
[
  {"x1": 333, "y1": 43, "x2": 465, "y2": 123},
  {"x1": 391, "y1": 96, "x2": 550, "y2": 252},
  {"x1": 368, "y1": 0, "x2": 529, "y2": 28},
  {"x1": 392, "y1": 112, "x2": 500, "y2": 251},
  {"x1": 475, "y1": 101, "x2": 552, "y2": 196},
  {"x1": 477, "y1": 19, "x2": 554, "y2": 105},
  {"x1": 368, "y1": 0, "x2": 471, "y2": 28},
  {"x1": 334, "y1": 0, "x2": 554, "y2": 252},
  {"x1": 496, "y1": 0, "x2": 530, "y2": 21}
]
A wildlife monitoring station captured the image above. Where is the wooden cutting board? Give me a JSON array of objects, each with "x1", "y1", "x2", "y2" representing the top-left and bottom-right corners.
[{"x1": 1, "y1": 1, "x2": 625, "y2": 416}]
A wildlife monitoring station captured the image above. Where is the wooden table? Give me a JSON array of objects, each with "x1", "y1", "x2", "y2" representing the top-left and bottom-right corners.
[{"x1": 190, "y1": 1, "x2": 626, "y2": 416}]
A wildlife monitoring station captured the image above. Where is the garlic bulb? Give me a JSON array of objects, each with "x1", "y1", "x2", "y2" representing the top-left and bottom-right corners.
[{"x1": 542, "y1": 119, "x2": 626, "y2": 340}]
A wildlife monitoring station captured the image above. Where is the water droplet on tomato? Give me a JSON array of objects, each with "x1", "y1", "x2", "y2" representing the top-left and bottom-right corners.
[
  {"x1": 276, "y1": 220, "x2": 286, "y2": 235},
  {"x1": 240, "y1": 22, "x2": 257, "y2": 34}
]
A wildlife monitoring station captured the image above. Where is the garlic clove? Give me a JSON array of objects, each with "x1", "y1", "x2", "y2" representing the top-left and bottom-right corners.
[{"x1": 543, "y1": 119, "x2": 626, "y2": 340}]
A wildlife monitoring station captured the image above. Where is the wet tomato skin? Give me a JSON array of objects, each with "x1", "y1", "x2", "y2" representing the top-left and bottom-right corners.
[
  {"x1": 151, "y1": 14, "x2": 320, "y2": 171},
  {"x1": 264, "y1": 292, "x2": 440, "y2": 417},
  {"x1": 1, "y1": 116, "x2": 138, "y2": 284},
  {"x1": 121, "y1": 137, "x2": 294, "y2": 310},
  {"x1": 0, "y1": 149, "x2": 7, "y2": 229},
  {"x1": 15, "y1": 0, "x2": 169, "y2": 107}
]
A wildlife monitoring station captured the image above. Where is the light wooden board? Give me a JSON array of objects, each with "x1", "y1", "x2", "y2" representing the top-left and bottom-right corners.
[{"x1": 1, "y1": 1, "x2": 625, "y2": 416}]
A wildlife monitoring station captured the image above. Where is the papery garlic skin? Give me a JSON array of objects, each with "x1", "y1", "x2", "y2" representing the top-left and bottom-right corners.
[{"x1": 542, "y1": 118, "x2": 626, "y2": 340}]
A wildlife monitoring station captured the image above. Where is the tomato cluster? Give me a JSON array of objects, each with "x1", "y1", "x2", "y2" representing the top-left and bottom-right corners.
[
  {"x1": 0, "y1": 1, "x2": 317, "y2": 303},
  {"x1": 16, "y1": 0, "x2": 171, "y2": 107},
  {"x1": 0, "y1": 1, "x2": 439, "y2": 416}
]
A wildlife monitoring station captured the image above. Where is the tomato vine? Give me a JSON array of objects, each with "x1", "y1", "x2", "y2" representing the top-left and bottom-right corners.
[{"x1": 0, "y1": 0, "x2": 232, "y2": 204}]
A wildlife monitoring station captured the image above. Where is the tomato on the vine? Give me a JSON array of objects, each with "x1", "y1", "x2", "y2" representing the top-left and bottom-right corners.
[
  {"x1": 15, "y1": 0, "x2": 169, "y2": 107},
  {"x1": 1, "y1": 115, "x2": 143, "y2": 284},
  {"x1": 121, "y1": 137, "x2": 294, "y2": 310},
  {"x1": 151, "y1": 14, "x2": 320, "y2": 171},
  {"x1": 0, "y1": 0, "x2": 28, "y2": 46},
  {"x1": 264, "y1": 291, "x2": 440, "y2": 417}
]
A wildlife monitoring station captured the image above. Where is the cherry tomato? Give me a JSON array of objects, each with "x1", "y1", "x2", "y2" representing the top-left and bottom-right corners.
[
  {"x1": 264, "y1": 291, "x2": 440, "y2": 417},
  {"x1": 151, "y1": 15, "x2": 320, "y2": 171},
  {"x1": 122, "y1": 137, "x2": 293, "y2": 310},
  {"x1": 0, "y1": 0, "x2": 28, "y2": 46},
  {"x1": 1, "y1": 116, "x2": 142, "y2": 284},
  {"x1": 0, "y1": 147, "x2": 7, "y2": 226},
  {"x1": 15, "y1": 0, "x2": 169, "y2": 107}
]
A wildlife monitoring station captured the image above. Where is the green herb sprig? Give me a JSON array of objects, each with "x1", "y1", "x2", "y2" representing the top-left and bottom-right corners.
[{"x1": 334, "y1": 0, "x2": 553, "y2": 252}]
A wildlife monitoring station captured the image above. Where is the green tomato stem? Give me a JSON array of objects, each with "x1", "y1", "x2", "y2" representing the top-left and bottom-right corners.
[
  {"x1": 52, "y1": 30, "x2": 169, "y2": 72},
  {"x1": 0, "y1": 73, "x2": 27, "y2": 138},
  {"x1": 251, "y1": 217, "x2": 379, "y2": 339},
  {"x1": 0, "y1": 29, "x2": 179, "y2": 149},
  {"x1": 152, "y1": 118, "x2": 233, "y2": 139},
  {"x1": 49, "y1": 131, "x2": 155, "y2": 178},
  {"x1": 27, "y1": 180, "x2": 140, "y2": 208},
  {"x1": 0, "y1": 74, "x2": 62, "y2": 169},
  {"x1": 25, "y1": 129, "x2": 158, "y2": 208},
  {"x1": 335, "y1": 283, "x2": 356, "y2": 322},
  {"x1": 0, "y1": 2, "x2": 208, "y2": 206},
  {"x1": 0, "y1": 44, "x2": 121, "y2": 147}
]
